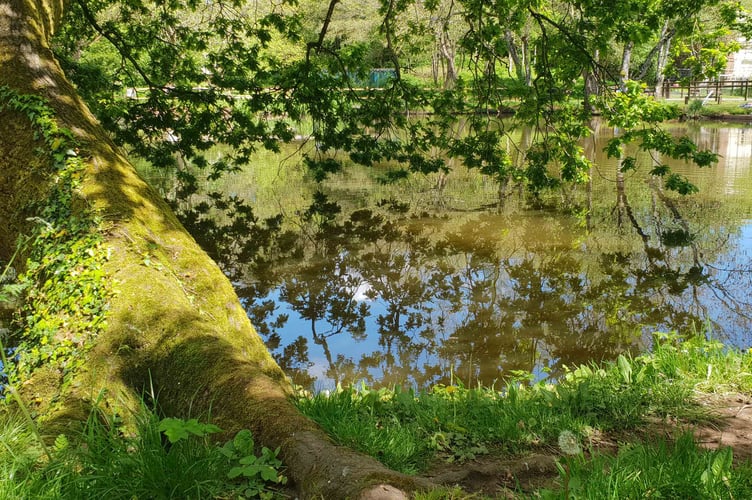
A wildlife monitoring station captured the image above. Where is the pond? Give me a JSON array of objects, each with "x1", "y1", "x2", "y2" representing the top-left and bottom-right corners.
[{"x1": 143, "y1": 120, "x2": 752, "y2": 391}]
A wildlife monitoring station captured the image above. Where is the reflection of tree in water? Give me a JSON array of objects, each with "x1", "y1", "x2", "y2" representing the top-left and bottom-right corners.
[
  {"x1": 280, "y1": 253, "x2": 370, "y2": 386},
  {"x1": 355, "y1": 225, "x2": 438, "y2": 387},
  {"x1": 612, "y1": 168, "x2": 752, "y2": 335},
  {"x1": 175, "y1": 185, "x2": 751, "y2": 390}
]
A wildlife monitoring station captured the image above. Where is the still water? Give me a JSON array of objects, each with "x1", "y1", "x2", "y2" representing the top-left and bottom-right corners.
[{"x1": 148, "y1": 121, "x2": 752, "y2": 390}]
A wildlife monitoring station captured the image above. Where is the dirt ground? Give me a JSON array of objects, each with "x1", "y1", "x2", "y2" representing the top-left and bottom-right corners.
[{"x1": 419, "y1": 393, "x2": 752, "y2": 498}]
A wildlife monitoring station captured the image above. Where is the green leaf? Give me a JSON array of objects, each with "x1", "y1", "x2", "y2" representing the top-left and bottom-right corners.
[
  {"x1": 617, "y1": 354, "x2": 633, "y2": 384},
  {"x1": 605, "y1": 140, "x2": 622, "y2": 159},
  {"x1": 712, "y1": 447, "x2": 733, "y2": 479},
  {"x1": 232, "y1": 429, "x2": 256, "y2": 456},
  {"x1": 158, "y1": 417, "x2": 221, "y2": 444},
  {"x1": 649, "y1": 165, "x2": 670, "y2": 177},
  {"x1": 619, "y1": 156, "x2": 637, "y2": 173},
  {"x1": 693, "y1": 150, "x2": 718, "y2": 168},
  {"x1": 227, "y1": 465, "x2": 245, "y2": 479},
  {"x1": 239, "y1": 455, "x2": 260, "y2": 465},
  {"x1": 665, "y1": 174, "x2": 699, "y2": 195},
  {"x1": 260, "y1": 466, "x2": 280, "y2": 482}
]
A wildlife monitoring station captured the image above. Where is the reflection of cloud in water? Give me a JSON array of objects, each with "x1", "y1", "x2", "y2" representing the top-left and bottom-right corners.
[
  {"x1": 307, "y1": 358, "x2": 334, "y2": 391},
  {"x1": 341, "y1": 263, "x2": 373, "y2": 302},
  {"x1": 349, "y1": 281, "x2": 373, "y2": 302}
]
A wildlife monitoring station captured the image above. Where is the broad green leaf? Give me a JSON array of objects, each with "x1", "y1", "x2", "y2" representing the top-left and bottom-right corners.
[{"x1": 617, "y1": 354, "x2": 633, "y2": 384}]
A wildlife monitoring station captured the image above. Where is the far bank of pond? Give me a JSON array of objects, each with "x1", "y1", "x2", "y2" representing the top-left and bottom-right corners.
[{"x1": 141, "y1": 120, "x2": 752, "y2": 391}]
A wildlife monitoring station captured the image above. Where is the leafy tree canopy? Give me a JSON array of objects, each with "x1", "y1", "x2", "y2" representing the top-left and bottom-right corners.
[{"x1": 53, "y1": 0, "x2": 750, "y2": 200}]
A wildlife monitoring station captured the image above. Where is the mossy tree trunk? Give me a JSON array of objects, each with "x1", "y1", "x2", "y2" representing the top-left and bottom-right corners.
[{"x1": 0, "y1": 0, "x2": 430, "y2": 497}]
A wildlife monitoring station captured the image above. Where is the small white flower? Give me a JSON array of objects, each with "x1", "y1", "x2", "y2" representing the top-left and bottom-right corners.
[{"x1": 558, "y1": 430, "x2": 582, "y2": 455}]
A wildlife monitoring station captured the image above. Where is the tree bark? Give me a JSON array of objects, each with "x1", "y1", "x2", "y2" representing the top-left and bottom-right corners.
[
  {"x1": 0, "y1": 0, "x2": 431, "y2": 497},
  {"x1": 505, "y1": 29, "x2": 524, "y2": 82},
  {"x1": 655, "y1": 23, "x2": 673, "y2": 98},
  {"x1": 438, "y1": 30, "x2": 457, "y2": 89},
  {"x1": 583, "y1": 48, "x2": 600, "y2": 115},
  {"x1": 619, "y1": 40, "x2": 633, "y2": 91}
]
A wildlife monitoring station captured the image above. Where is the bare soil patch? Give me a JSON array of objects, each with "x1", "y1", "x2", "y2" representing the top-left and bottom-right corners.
[
  {"x1": 690, "y1": 393, "x2": 752, "y2": 462},
  {"x1": 418, "y1": 393, "x2": 752, "y2": 498}
]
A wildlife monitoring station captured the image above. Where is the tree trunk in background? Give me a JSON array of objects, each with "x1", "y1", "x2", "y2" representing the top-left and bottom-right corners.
[
  {"x1": 505, "y1": 30, "x2": 533, "y2": 86},
  {"x1": 505, "y1": 29, "x2": 525, "y2": 82},
  {"x1": 655, "y1": 23, "x2": 673, "y2": 97},
  {"x1": 437, "y1": 27, "x2": 457, "y2": 88},
  {"x1": 522, "y1": 34, "x2": 532, "y2": 86},
  {"x1": 620, "y1": 40, "x2": 633, "y2": 90},
  {"x1": 0, "y1": 0, "x2": 429, "y2": 497},
  {"x1": 583, "y1": 48, "x2": 600, "y2": 115}
]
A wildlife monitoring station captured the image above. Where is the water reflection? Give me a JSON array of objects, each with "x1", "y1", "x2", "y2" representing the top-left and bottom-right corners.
[
  {"x1": 239, "y1": 192, "x2": 751, "y2": 390},
  {"x1": 143, "y1": 122, "x2": 752, "y2": 390}
]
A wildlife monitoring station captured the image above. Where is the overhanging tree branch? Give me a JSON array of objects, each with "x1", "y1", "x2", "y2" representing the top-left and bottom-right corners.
[
  {"x1": 73, "y1": 0, "x2": 157, "y2": 89},
  {"x1": 305, "y1": 0, "x2": 340, "y2": 64}
]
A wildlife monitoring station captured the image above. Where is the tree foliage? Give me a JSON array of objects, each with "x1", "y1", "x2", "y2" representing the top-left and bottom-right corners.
[{"x1": 53, "y1": 0, "x2": 748, "y2": 204}]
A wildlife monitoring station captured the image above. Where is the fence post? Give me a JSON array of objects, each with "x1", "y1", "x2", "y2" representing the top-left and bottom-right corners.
[{"x1": 716, "y1": 80, "x2": 721, "y2": 103}]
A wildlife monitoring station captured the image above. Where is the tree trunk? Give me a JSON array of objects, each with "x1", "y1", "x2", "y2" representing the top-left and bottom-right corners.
[
  {"x1": 505, "y1": 29, "x2": 525, "y2": 82},
  {"x1": 522, "y1": 34, "x2": 532, "y2": 86},
  {"x1": 0, "y1": 0, "x2": 430, "y2": 497},
  {"x1": 655, "y1": 24, "x2": 673, "y2": 98},
  {"x1": 437, "y1": 26, "x2": 457, "y2": 89},
  {"x1": 583, "y1": 48, "x2": 600, "y2": 115},
  {"x1": 619, "y1": 40, "x2": 633, "y2": 91}
]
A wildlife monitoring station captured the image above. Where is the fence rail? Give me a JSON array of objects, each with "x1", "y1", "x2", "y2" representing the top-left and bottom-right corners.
[{"x1": 658, "y1": 79, "x2": 752, "y2": 103}]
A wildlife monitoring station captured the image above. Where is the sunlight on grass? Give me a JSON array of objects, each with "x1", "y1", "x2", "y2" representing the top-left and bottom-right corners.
[
  {"x1": 297, "y1": 333, "x2": 744, "y2": 475},
  {"x1": 3, "y1": 333, "x2": 752, "y2": 498}
]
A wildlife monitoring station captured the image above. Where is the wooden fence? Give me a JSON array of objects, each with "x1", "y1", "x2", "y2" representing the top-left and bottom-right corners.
[{"x1": 658, "y1": 79, "x2": 752, "y2": 103}]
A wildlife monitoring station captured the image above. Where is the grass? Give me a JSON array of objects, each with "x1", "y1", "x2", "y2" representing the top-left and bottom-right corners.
[
  {"x1": 0, "y1": 403, "x2": 287, "y2": 499},
  {"x1": 0, "y1": 410, "x2": 48, "y2": 499},
  {"x1": 535, "y1": 434, "x2": 752, "y2": 499},
  {"x1": 680, "y1": 98, "x2": 752, "y2": 118},
  {"x1": 3, "y1": 333, "x2": 752, "y2": 498},
  {"x1": 297, "y1": 333, "x2": 744, "y2": 475}
]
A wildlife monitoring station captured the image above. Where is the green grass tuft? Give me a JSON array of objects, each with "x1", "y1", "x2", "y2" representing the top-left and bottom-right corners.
[
  {"x1": 0, "y1": 403, "x2": 287, "y2": 499},
  {"x1": 537, "y1": 433, "x2": 752, "y2": 499}
]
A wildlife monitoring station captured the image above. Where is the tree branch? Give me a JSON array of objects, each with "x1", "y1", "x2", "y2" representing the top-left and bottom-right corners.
[
  {"x1": 74, "y1": 0, "x2": 155, "y2": 89},
  {"x1": 306, "y1": 0, "x2": 339, "y2": 65},
  {"x1": 381, "y1": 0, "x2": 401, "y2": 80},
  {"x1": 527, "y1": 7, "x2": 616, "y2": 84},
  {"x1": 636, "y1": 25, "x2": 675, "y2": 81}
]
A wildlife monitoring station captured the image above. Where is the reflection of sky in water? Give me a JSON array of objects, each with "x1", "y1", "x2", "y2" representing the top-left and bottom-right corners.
[
  {"x1": 253, "y1": 215, "x2": 752, "y2": 390},
  {"x1": 246, "y1": 124, "x2": 752, "y2": 390},
  {"x1": 702, "y1": 220, "x2": 752, "y2": 346}
]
